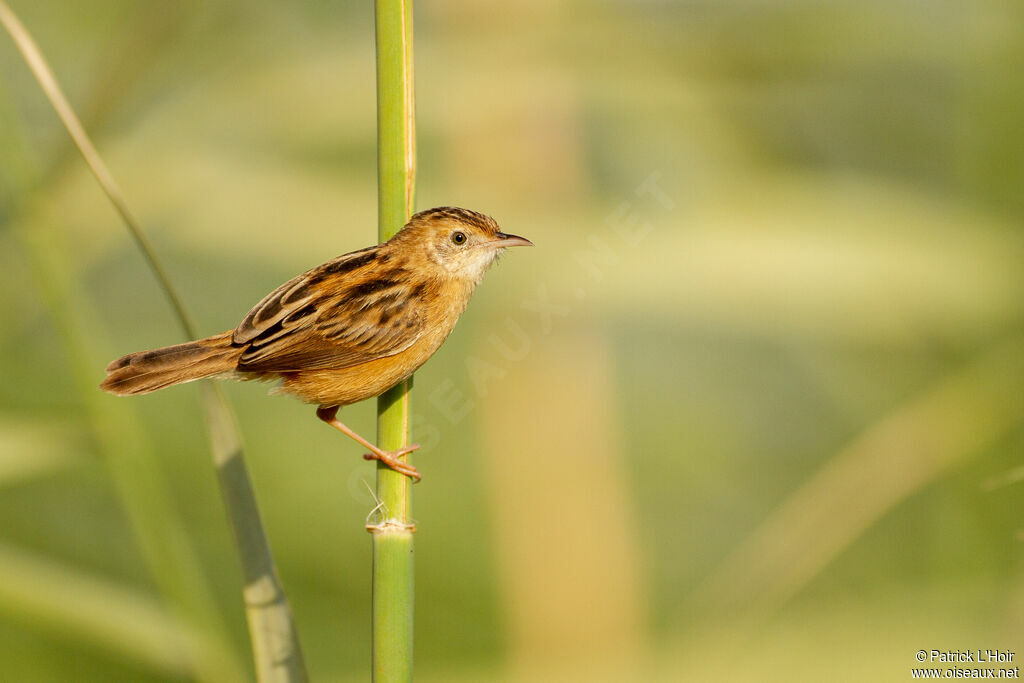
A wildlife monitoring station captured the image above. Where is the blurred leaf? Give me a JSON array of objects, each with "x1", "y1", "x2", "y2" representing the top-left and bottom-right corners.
[
  {"x1": 0, "y1": 540, "x2": 211, "y2": 679},
  {"x1": 0, "y1": 418, "x2": 80, "y2": 486},
  {"x1": 695, "y1": 335, "x2": 1024, "y2": 621}
]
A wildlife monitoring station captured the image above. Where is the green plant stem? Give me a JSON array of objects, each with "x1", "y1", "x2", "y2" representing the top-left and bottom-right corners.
[
  {"x1": 0, "y1": 0, "x2": 194, "y2": 339},
  {"x1": 202, "y1": 386, "x2": 308, "y2": 682},
  {"x1": 372, "y1": 0, "x2": 416, "y2": 681},
  {"x1": 11, "y1": 185, "x2": 247, "y2": 683},
  {"x1": 0, "y1": 4, "x2": 307, "y2": 680}
]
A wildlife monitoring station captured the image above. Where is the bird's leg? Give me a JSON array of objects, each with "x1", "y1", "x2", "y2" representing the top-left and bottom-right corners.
[{"x1": 316, "y1": 405, "x2": 421, "y2": 481}]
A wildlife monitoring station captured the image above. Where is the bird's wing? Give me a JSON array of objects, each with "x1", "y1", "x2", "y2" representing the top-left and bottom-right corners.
[{"x1": 232, "y1": 247, "x2": 428, "y2": 372}]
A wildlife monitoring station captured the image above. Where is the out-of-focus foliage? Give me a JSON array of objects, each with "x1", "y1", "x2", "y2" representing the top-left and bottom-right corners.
[{"x1": 1, "y1": 1, "x2": 1022, "y2": 680}]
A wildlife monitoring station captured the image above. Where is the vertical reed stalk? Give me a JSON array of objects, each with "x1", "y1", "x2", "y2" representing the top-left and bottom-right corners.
[{"x1": 372, "y1": 1, "x2": 416, "y2": 680}]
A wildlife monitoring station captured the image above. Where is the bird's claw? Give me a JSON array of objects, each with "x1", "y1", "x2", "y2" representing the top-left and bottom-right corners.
[{"x1": 363, "y1": 443, "x2": 422, "y2": 481}]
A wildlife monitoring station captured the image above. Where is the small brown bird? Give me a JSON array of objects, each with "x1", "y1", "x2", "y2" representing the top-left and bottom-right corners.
[{"x1": 101, "y1": 207, "x2": 532, "y2": 480}]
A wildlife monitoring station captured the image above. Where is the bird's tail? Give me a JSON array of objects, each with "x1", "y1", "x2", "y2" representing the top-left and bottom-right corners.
[{"x1": 100, "y1": 331, "x2": 241, "y2": 396}]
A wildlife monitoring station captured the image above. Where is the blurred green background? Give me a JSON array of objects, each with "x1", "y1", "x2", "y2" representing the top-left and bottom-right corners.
[{"x1": 2, "y1": 1, "x2": 1023, "y2": 681}]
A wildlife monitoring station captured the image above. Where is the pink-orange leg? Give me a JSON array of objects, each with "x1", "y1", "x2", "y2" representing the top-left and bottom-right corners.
[{"x1": 316, "y1": 405, "x2": 421, "y2": 481}]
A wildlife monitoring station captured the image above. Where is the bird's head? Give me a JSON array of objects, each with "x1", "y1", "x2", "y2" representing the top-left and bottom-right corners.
[{"x1": 390, "y1": 207, "x2": 533, "y2": 284}]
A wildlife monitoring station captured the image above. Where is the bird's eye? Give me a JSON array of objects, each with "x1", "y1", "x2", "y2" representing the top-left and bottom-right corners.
[{"x1": 451, "y1": 231, "x2": 467, "y2": 245}]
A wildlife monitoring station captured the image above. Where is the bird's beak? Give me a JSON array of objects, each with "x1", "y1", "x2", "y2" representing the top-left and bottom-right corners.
[{"x1": 493, "y1": 232, "x2": 534, "y2": 248}]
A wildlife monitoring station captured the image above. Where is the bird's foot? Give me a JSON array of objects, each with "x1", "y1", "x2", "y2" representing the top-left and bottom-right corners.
[{"x1": 363, "y1": 443, "x2": 421, "y2": 481}]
